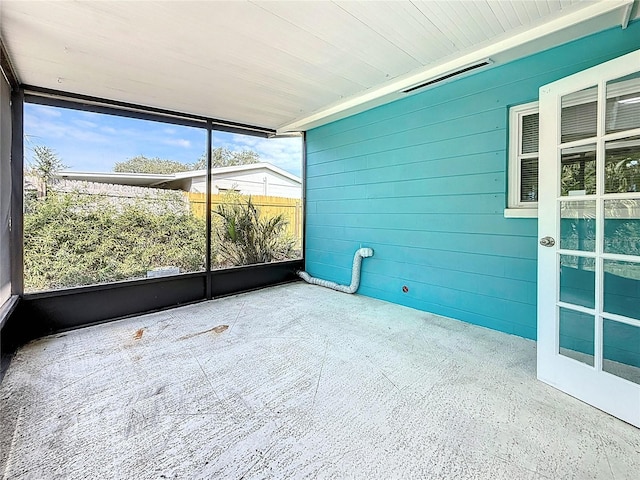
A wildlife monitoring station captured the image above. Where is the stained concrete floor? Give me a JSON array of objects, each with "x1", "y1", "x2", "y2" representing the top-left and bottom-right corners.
[{"x1": 1, "y1": 282, "x2": 639, "y2": 479}]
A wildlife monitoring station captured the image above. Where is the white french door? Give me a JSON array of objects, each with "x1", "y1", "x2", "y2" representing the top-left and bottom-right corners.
[{"x1": 538, "y1": 48, "x2": 640, "y2": 427}]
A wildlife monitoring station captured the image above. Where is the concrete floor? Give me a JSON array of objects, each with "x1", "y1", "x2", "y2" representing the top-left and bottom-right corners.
[{"x1": 1, "y1": 282, "x2": 638, "y2": 479}]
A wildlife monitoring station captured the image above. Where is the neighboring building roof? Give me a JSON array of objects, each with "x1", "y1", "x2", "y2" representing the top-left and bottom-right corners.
[
  {"x1": 55, "y1": 171, "x2": 174, "y2": 187},
  {"x1": 54, "y1": 162, "x2": 301, "y2": 189},
  {"x1": 173, "y1": 163, "x2": 301, "y2": 184}
]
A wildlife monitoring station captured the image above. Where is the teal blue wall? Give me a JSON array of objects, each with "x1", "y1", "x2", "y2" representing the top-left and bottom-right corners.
[{"x1": 305, "y1": 22, "x2": 640, "y2": 341}]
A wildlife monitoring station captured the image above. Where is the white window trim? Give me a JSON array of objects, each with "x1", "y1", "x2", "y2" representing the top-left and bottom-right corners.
[{"x1": 505, "y1": 101, "x2": 539, "y2": 218}]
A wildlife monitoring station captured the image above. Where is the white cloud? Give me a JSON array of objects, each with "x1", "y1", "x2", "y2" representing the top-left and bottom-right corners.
[
  {"x1": 29, "y1": 105, "x2": 62, "y2": 118},
  {"x1": 162, "y1": 138, "x2": 191, "y2": 148},
  {"x1": 230, "y1": 134, "x2": 260, "y2": 148},
  {"x1": 73, "y1": 119, "x2": 98, "y2": 129},
  {"x1": 24, "y1": 112, "x2": 110, "y2": 144},
  {"x1": 214, "y1": 134, "x2": 302, "y2": 176}
]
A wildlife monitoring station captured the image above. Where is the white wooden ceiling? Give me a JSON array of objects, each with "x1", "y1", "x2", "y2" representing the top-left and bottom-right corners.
[{"x1": 0, "y1": 1, "x2": 636, "y2": 132}]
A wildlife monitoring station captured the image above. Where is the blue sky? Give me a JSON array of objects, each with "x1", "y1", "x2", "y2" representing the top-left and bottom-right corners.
[{"x1": 23, "y1": 104, "x2": 303, "y2": 177}]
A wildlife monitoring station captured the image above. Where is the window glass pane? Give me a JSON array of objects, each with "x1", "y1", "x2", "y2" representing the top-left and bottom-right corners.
[
  {"x1": 604, "y1": 199, "x2": 640, "y2": 256},
  {"x1": 603, "y1": 259, "x2": 640, "y2": 321},
  {"x1": 23, "y1": 104, "x2": 207, "y2": 292},
  {"x1": 521, "y1": 113, "x2": 539, "y2": 154},
  {"x1": 560, "y1": 200, "x2": 595, "y2": 252},
  {"x1": 603, "y1": 319, "x2": 640, "y2": 385},
  {"x1": 561, "y1": 86, "x2": 597, "y2": 143},
  {"x1": 560, "y1": 254, "x2": 595, "y2": 309},
  {"x1": 209, "y1": 131, "x2": 303, "y2": 269},
  {"x1": 559, "y1": 307, "x2": 594, "y2": 366},
  {"x1": 604, "y1": 136, "x2": 640, "y2": 193},
  {"x1": 606, "y1": 72, "x2": 640, "y2": 134},
  {"x1": 520, "y1": 158, "x2": 538, "y2": 202},
  {"x1": 561, "y1": 144, "x2": 596, "y2": 196}
]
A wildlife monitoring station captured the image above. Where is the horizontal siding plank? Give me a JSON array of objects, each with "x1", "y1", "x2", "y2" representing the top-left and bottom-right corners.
[
  {"x1": 304, "y1": 249, "x2": 354, "y2": 269},
  {"x1": 304, "y1": 236, "x2": 364, "y2": 256},
  {"x1": 361, "y1": 258, "x2": 537, "y2": 305},
  {"x1": 381, "y1": 171, "x2": 504, "y2": 197},
  {"x1": 306, "y1": 253, "x2": 536, "y2": 305},
  {"x1": 306, "y1": 244, "x2": 537, "y2": 284},
  {"x1": 362, "y1": 245, "x2": 537, "y2": 282},
  {"x1": 357, "y1": 291, "x2": 536, "y2": 334},
  {"x1": 305, "y1": 227, "x2": 536, "y2": 259},
  {"x1": 306, "y1": 212, "x2": 534, "y2": 236},
  {"x1": 309, "y1": 151, "x2": 505, "y2": 187},
  {"x1": 307, "y1": 102, "x2": 505, "y2": 154},
  {"x1": 308, "y1": 110, "x2": 503, "y2": 165},
  {"x1": 303, "y1": 260, "x2": 354, "y2": 286},
  {"x1": 360, "y1": 284, "x2": 537, "y2": 340},
  {"x1": 307, "y1": 130, "x2": 505, "y2": 168},
  {"x1": 307, "y1": 172, "x2": 505, "y2": 200},
  {"x1": 307, "y1": 146, "x2": 507, "y2": 178},
  {"x1": 315, "y1": 193, "x2": 505, "y2": 215},
  {"x1": 357, "y1": 273, "x2": 537, "y2": 328},
  {"x1": 360, "y1": 151, "x2": 505, "y2": 183}
]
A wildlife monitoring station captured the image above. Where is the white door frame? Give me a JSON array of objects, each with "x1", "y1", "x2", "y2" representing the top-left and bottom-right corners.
[{"x1": 537, "y1": 48, "x2": 640, "y2": 427}]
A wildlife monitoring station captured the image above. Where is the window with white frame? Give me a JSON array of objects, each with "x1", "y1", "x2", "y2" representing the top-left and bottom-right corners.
[{"x1": 508, "y1": 101, "x2": 539, "y2": 212}]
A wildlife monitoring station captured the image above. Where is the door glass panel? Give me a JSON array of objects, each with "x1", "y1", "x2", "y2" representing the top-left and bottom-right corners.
[
  {"x1": 560, "y1": 255, "x2": 595, "y2": 309},
  {"x1": 560, "y1": 200, "x2": 595, "y2": 251},
  {"x1": 603, "y1": 260, "x2": 640, "y2": 320},
  {"x1": 603, "y1": 319, "x2": 640, "y2": 385},
  {"x1": 559, "y1": 307, "x2": 595, "y2": 366},
  {"x1": 561, "y1": 144, "x2": 596, "y2": 196},
  {"x1": 606, "y1": 72, "x2": 640, "y2": 134},
  {"x1": 604, "y1": 136, "x2": 640, "y2": 193},
  {"x1": 561, "y1": 86, "x2": 597, "y2": 143},
  {"x1": 604, "y1": 199, "x2": 640, "y2": 255}
]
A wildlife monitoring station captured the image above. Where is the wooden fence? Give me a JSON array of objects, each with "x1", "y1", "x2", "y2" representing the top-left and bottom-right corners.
[{"x1": 187, "y1": 193, "x2": 303, "y2": 243}]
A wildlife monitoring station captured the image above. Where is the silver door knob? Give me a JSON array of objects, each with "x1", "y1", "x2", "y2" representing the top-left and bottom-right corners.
[{"x1": 540, "y1": 236, "x2": 556, "y2": 247}]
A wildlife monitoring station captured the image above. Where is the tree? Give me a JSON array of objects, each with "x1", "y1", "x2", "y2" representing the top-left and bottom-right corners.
[
  {"x1": 115, "y1": 148, "x2": 260, "y2": 174},
  {"x1": 28, "y1": 146, "x2": 68, "y2": 198},
  {"x1": 193, "y1": 147, "x2": 260, "y2": 170},
  {"x1": 114, "y1": 155, "x2": 192, "y2": 174}
]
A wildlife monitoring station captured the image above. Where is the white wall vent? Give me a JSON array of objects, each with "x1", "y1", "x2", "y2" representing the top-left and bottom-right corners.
[{"x1": 401, "y1": 59, "x2": 493, "y2": 94}]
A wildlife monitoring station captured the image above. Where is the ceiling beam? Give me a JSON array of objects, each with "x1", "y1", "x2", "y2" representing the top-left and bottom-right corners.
[
  {"x1": 0, "y1": 35, "x2": 19, "y2": 90},
  {"x1": 621, "y1": 1, "x2": 635, "y2": 29}
]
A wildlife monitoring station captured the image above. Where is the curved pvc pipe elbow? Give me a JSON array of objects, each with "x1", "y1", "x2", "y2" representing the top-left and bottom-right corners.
[{"x1": 297, "y1": 247, "x2": 374, "y2": 294}]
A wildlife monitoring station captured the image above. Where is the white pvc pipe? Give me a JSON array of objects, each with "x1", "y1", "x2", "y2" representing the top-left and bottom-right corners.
[{"x1": 297, "y1": 247, "x2": 374, "y2": 294}]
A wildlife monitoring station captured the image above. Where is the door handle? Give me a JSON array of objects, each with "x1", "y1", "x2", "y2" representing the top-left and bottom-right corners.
[{"x1": 540, "y1": 236, "x2": 556, "y2": 247}]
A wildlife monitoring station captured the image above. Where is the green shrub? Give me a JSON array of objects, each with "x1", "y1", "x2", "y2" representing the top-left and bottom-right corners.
[
  {"x1": 23, "y1": 191, "x2": 299, "y2": 291},
  {"x1": 23, "y1": 191, "x2": 206, "y2": 291},
  {"x1": 214, "y1": 195, "x2": 296, "y2": 266}
]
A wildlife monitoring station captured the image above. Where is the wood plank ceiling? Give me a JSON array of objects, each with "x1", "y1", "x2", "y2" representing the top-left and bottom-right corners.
[{"x1": 0, "y1": 1, "x2": 635, "y2": 132}]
